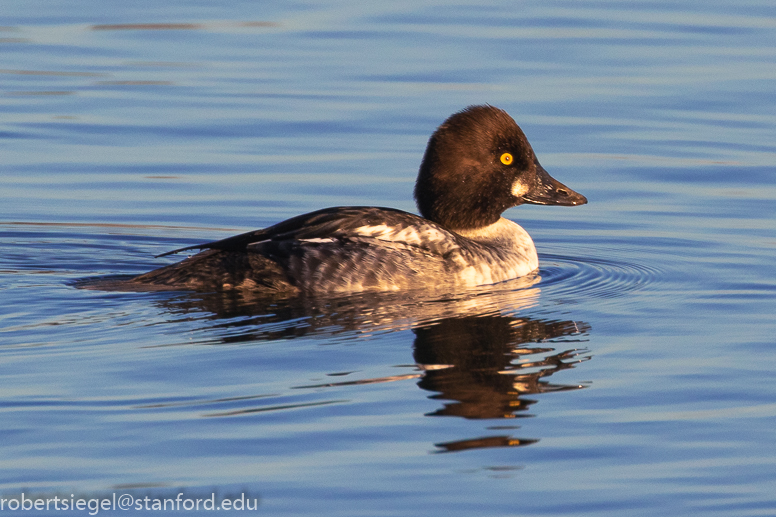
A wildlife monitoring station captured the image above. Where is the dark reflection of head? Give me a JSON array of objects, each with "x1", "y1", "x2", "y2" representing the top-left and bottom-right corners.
[
  {"x1": 413, "y1": 316, "x2": 590, "y2": 453},
  {"x1": 414, "y1": 316, "x2": 589, "y2": 419}
]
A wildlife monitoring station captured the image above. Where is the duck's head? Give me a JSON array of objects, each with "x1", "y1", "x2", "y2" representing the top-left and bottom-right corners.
[{"x1": 414, "y1": 105, "x2": 587, "y2": 231}]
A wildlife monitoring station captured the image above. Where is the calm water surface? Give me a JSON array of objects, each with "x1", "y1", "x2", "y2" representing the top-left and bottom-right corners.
[{"x1": 1, "y1": 1, "x2": 775, "y2": 515}]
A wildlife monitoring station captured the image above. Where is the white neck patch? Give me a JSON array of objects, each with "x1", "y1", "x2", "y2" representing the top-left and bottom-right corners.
[{"x1": 454, "y1": 217, "x2": 530, "y2": 243}]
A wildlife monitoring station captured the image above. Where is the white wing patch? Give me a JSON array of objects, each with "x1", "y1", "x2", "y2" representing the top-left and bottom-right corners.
[
  {"x1": 247, "y1": 237, "x2": 336, "y2": 251},
  {"x1": 298, "y1": 238, "x2": 337, "y2": 243},
  {"x1": 353, "y1": 224, "x2": 448, "y2": 246},
  {"x1": 246, "y1": 239, "x2": 270, "y2": 249},
  {"x1": 353, "y1": 218, "x2": 538, "y2": 287}
]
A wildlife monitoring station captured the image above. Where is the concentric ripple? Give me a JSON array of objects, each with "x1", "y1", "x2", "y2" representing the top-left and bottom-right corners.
[{"x1": 538, "y1": 251, "x2": 665, "y2": 300}]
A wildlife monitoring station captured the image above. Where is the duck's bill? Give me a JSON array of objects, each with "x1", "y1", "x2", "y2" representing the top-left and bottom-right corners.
[{"x1": 523, "y1": 162, "x2": 587, "y2": 206}]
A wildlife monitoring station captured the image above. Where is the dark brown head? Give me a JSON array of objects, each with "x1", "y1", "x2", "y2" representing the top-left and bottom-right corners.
[{"x1": 414, "y1": 105, "x2": 586, "y2": 231}]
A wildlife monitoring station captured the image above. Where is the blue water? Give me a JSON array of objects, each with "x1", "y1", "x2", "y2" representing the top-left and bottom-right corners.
[{"x1": 2, "y1": 1, "x2": 775, "y2": 515}]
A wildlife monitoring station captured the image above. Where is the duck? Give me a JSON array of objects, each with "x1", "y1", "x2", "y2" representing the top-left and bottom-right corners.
[{"x1": 130, "y1": 105, "x2": 587, "y2": 294}]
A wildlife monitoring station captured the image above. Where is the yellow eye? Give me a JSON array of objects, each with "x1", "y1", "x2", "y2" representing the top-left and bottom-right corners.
[{"x1": 500, "y1": 152, "x2": 513, "y2": 165}]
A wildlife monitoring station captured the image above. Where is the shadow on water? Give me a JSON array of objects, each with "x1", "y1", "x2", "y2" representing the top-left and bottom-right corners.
[{"x1": 80, "y1": 273, "x2": 592, "y2": 453}]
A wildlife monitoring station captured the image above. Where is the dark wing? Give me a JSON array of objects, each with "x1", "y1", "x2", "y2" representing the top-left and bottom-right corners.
[{"x1": 156, "y1": 206, "x2": 426, "y2": 257}]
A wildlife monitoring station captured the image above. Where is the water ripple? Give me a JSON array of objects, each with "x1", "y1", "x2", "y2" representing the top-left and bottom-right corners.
[{"x1": 539, "y1": 252, "x2": 664, "y2": 299}]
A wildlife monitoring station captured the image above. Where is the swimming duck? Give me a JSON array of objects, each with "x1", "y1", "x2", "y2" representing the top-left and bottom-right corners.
[{"x1": 131, "y1": 105, "x2": 586, "y2": 293}]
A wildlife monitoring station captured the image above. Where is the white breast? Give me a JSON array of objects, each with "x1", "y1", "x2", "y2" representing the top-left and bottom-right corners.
[{"x1": 452, "y1": 218, "x2": 539, "y2": 286}]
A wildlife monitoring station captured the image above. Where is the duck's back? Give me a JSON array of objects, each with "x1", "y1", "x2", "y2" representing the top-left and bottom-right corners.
[
  {"x1": 131, "y1": 207, "x2": 469, "y2": 293},
  {"x1": 131, "y1": 248, "x2": 298, "y2": 292}
]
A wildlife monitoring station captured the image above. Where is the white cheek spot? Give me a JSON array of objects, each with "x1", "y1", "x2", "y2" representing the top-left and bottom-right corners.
[{"x1": 511, "y1": 179, "x2": 529, "y2": 197}]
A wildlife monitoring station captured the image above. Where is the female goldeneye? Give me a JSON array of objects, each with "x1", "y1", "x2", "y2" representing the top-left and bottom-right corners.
[{"x1": 131, "y1": 105, "x2": 586, "y2": 293}]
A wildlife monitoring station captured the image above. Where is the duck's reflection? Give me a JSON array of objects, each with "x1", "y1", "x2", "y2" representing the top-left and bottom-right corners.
[
  {"x1": 411, "y1": 315, "x2": 590, "y2": 452},
  {"x1": 414, "y1": 316, "x2": 588, "y2": 419},
  {"x1": 88, "y1": 274, "x2": 591, "y2": 452},
  {"x1": 133, "y1": 274, "x2": 548, "y2": 340}
]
